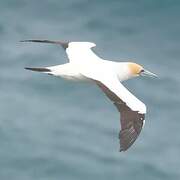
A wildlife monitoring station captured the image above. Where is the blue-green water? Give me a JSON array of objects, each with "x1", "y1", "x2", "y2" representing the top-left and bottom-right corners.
[{"x1": 0, "y1": 0, "x2": 180, "y2": 179}]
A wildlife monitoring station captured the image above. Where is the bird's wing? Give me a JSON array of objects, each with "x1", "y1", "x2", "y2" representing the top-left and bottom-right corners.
[
  {"x1": 20, "y1": 40, "x2": 99, "y2": 63},
  {"x1": 85, "y1": 73, "x2": 146, "y2": 151}
]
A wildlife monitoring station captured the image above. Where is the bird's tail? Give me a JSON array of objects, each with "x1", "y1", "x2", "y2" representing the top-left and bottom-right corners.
[
  {"x1": 25, "y1": 64, "x2": 69, "y2": 77},
  {"x1": 25, "y1": 67, "x2": 53, "y2": 75}
]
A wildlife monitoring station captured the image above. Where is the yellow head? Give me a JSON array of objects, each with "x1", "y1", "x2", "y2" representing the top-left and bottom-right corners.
[
  {"x1": 128, "y1": 62, "x2": 143, "y2": 76},
  {"x1": 128, "y1": 62, "x2": 157, "y2": 78}
]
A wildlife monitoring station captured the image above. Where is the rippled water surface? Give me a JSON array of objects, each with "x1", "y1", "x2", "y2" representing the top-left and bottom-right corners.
[{"x1": 0, "y1": 0, "x2": 180, "y2": 179}]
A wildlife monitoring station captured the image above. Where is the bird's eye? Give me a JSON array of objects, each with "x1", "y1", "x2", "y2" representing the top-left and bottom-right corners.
[{"x1": 140, "y1": 69, "x2": 144, "y2": 73}]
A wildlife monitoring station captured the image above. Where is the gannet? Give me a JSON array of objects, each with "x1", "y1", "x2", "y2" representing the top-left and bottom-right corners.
[{"x1": 21, "y1": 40, "x2": 157, "y2": 152}]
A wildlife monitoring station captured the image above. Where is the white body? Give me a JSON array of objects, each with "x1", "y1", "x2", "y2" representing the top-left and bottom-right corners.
[
  {"x1": 48, "y1": 42, "x2": 131, "y2": 81},
  {"x1": 45, "y1": 42, "x2": 146, "y2": 114},
  {"x1": 49, "y1": 60, "x2": 131, "y2": 82}
]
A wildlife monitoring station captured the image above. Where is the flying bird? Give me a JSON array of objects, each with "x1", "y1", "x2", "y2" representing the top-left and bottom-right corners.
[{"x1": 21, "y1": 40, "x2": 157, "y2": 152}]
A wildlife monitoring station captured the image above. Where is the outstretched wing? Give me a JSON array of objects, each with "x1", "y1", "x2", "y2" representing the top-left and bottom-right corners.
[
  {"x1": 96, "y1": 79, "x2": 146, "y2": 151},
  {"x1": 20, "y1": 40, "x2": 99, "y2": 63},
  {"x1": 87, "y1": 74, "x2": 146, "y2": 152}
]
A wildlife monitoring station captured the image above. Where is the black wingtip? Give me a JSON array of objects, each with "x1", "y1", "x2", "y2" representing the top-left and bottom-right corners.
[
  {"x1": 25, "y1": 67, "x2": 51, "y2": 72},
  {"x1": 20, "y1": 39, "x2": 69, "y2": 49},
  {"x1": 119, "y1": 148, "x2": 126, "y2": 152},
  {"x1": 20, "y1": 40, "x2": 48, "y2": 43},
  {"x1": 20, "y1": 40, "x2": 35, "y2": 42}
]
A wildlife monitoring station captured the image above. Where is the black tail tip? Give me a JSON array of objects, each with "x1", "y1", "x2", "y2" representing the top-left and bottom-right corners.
[{"x1": 24, "y1": 67, "x2": 51, "y2": 72}]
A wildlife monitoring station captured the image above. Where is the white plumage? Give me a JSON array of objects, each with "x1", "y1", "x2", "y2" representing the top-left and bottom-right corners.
[{"x1": 22, "y1": 40, "x2": 157, "y2": 152}]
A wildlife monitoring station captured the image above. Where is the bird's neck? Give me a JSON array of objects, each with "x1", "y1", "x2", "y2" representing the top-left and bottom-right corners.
[{"x1": 116, "y1": 63, "x2": 134, "y2": 82}]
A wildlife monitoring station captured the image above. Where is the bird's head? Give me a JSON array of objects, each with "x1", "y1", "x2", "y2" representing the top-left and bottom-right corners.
[{"x1": 128, "y1": 62, "x2": 157, "y2": 78}]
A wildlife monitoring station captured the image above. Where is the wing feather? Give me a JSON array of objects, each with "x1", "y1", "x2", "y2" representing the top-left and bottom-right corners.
[
  {"x1": 95, "y1": 78, "x2": 146, "y2": 151},
  {"x1": 20, "y1": 39, "x2": 69, "y2": 49},
  {"x1": 20, "y1": 40, "x2": 99, "y2": 63}
]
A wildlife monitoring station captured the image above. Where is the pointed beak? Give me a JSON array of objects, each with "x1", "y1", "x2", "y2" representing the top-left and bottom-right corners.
[{"x1": 140, "y1": 69, "x2": 158, "y2": 78}]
